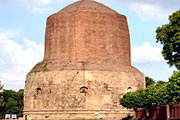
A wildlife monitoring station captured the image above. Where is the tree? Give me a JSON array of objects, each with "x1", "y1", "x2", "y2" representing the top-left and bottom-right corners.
[
  {"x1": 156, "y1": 80, "x2": 166, "y2": 85},
  {"x1": 0, "y1": 81, "x2": 5, "y2": 116},
  {"x1": 2, "y1": 90, "x2": 16, "y2": 102},
  {"x1": 120, "y1": 92, "x2": 136, "y2": 110},
  {"x1": 146, "y1": 83, "x2": 169, "y2": 107},
  {"x1": 120, "y1": 89, "x2": 148, "y2": 111},
  {"x1": 156, "y1": 10, "x2": 180, "y2": 70},
  {"x1": 15, "y1": 89, "x2": 24, "y2": 116},
  {"x1": 167, "y1": 71, "x2": 180, "y2": 104},
  {"x1": 0, "y1": 95, "x2": 4, "y2": 109},
  {"x1": 120, "y1": 83, "x2": 170, "y2": 110},
  {"x1": 0, "y1": 89, "x2": 24, "y2": 117},
  {"x1": 0, "y1": 81, "x2": 3, "y2": 91},
  {"x1": 145, "y1": 76, "x2": 155, "y2": 88},
  {"x1": 5, "y1": 98, "x2": 19, "y2": 114}
]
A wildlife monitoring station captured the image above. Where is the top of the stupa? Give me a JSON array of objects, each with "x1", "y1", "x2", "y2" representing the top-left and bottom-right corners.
[{"x1": 58, "y1": 0, "x2": 118, "y2": 14}]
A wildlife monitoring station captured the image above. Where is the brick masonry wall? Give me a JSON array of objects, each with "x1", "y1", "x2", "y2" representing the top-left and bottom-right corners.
[
  {"x1": 24, "y1": 68, "x2": 144, "y2": 119},
  {"x1": 24, "y1": 0, "x2": 145, "y2": 119},
  {"x1": 44, "y1": 7, "x2": 131, "y2": 66}
]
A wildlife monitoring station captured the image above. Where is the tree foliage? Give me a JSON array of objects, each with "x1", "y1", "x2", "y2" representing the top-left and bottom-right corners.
[
  {"x1": 167, "y1": 71, "x2": 180, "y2": 104},
  {"x1": 5, "y1": 98, "x2": 19, "y2": 114},
  {"x1": 120, "y1": 71, "x2": 180, "y2": 111},
  {"x1": 0, "y1": 81, "x2": 5, "y2": 116},
  {"x1": 0, "y1": 89, "x2": 24, "y2": 117},
  {"x1": 156, "y1": 80, "x2": 166, "y2": 85},
  {"x1": 120, "y1": 89, "x2": 149, "y2": 111},
  {"x1": 146, "y1": 82, "x2": 169, "y2": 107},
  {"x1": 120, "y1": 82, "x2": 169, "y2": 110},
  {"x1": 145, "y1": 76, "x2": 155, "y2": 88},
  {"x1": 156, "y1": 10, "x2": 180, "y2": 70},
  {"x1": 0, "y1": 81, "x2": 3, "y2": 90}
]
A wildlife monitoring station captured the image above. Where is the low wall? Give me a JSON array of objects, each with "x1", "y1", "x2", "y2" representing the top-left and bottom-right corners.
[{"x1": 136, "y1": 104, "x2": 180, "y2": 119}]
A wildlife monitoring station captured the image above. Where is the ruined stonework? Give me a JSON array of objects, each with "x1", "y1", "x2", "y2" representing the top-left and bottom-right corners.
[{"x1": 24, "y1": 0, "x2": 145, "y2": 120}]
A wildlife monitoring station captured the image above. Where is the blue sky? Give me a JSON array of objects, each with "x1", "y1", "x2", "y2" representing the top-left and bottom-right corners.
[{"x1": 0, "y1": 0, "x2": 179, "y2": 90}]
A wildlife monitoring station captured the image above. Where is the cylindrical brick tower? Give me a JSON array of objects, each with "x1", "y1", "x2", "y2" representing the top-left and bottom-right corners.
[
  {"x1": 44, "y1": 0, "x2": 131, "y2": 67},
  {"x1": 24, "y1": 0, "x2": 145, "y2": 120}
]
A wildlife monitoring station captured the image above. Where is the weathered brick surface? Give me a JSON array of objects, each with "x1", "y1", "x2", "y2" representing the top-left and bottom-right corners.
[
  {"x1": 44, "y1": 0, "x2": 130, "y2": 67},
  {"x1": 25, "y1": 69, "x2": 144, "y2": 119},
  {"x1": 24, "y1": 0, "x2": 145, "y2": 120}
]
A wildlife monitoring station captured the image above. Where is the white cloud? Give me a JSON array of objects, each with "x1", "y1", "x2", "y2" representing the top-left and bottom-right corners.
[
  {"x1": 97, "y1": 0, "x2": 179, "y2": 22},
  {"x1": 1, "y1": 0, "x2": 178, "y2": 19},
  {"x1": 30, "y1": 6, "x2": 53, "y2": 14},
  {"x1": 0, "y1": 30, "x2": 43, "y2": 90},
  {"x1": 0, "y1": 0, "x2": 67, "y2": 6},
  {"x1": 37, "y1": 0, "x2": 52, "y2": 5},
  {"x1": 1, "y1": 37, "x2": 43, "y2": 65},
  {"x1": 1, "y1": 0, "x2": 53, "y2": 5},
  {"x1": 0, "y1": 0, "x2": 60, "y2": 14},
  {"x1": 56, "y1": 0, "x2": 65, "y2": 3},
  {"x1": 0, "y1": 29, "x2": 23, "y2": 39},
  {"x1": 130, "y1": 3, "x2": 171, "y2": 21},
  {"x1": 132, "y1": 42, "x2": 163, "y2": 64},
  {"x1": 0, "y1": 59, "x2": 5, "y2": 64}
]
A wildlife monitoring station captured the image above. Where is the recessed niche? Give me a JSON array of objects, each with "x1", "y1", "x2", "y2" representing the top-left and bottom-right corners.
[
  {"x1": 80, "y1": 86, "x2": 88, "y2": 93},
  {"x1": 127, "y1": 87, "x2": 132, "y2": 92},
  {"x1": 36, "y1": 87, "x2": 41, "y2": 94}
]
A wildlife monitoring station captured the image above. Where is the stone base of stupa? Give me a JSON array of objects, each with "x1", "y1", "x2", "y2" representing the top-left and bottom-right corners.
[
  {"x1": 24, "y1": 61, "x2": 144, "y2": 120},
  {"x1": 24, "y1": 109, "x2": 133, "y2": 120}
]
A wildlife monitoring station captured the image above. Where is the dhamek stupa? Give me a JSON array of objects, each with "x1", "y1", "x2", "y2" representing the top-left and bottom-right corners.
[{"x1": 24, "y1": 0, "x2": 145, "y2": 119}]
